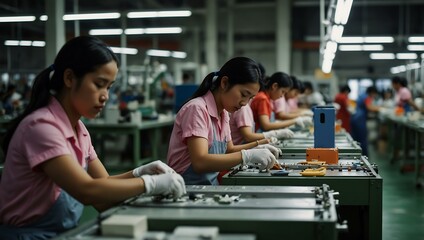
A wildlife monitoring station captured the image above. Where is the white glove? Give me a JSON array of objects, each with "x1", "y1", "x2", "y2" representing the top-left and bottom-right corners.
[
  {"x1": 295, "y1": 116, "x2": 313, "y2": 128},
  {"x1": 302, "y1": 109, "x2": 314, "y2": 117},
  {"x1": 268, "y1": 136, "x2": 279, "y2": 144},
  {"x1": 263, "y1": 129, "x2": 294, "y2": 139},
  {"x1": 133, "y1": 160, "x2": 175, "y2": 177},
  {"x1": 141, "y1": 173, "x2": 186, "y2": 199},
  {"x1": 254, "y1": 144, "x2": 282, "y2": 158},
  {"x1": 241, "y1": 149, "x2": 276, "y2": 171}
]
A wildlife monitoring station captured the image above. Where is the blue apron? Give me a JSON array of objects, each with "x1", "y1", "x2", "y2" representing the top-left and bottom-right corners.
[
  {"x1": 182, "y1": 118, "x2": 227, "y2": 185},
  {"x1": 0, "y1": 161, "x2": 86, "y2": 239}
]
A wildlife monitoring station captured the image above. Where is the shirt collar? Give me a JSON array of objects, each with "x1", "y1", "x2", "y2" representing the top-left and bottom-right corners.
[
  {"x1": 202, "y1": 90, "x2": 229, "y2": 123},
  {"x1": 47, "y1": 97, "x2": 87, "y2": 139}
]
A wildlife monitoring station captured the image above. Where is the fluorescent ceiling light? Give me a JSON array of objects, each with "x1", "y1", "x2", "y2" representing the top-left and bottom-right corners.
[
  {"x1": 146, "y1": 49, "x2": 187, "y2": 59},
  {"x1": 32, "y1": 41, "x2": 45, "y2": 47},
  {"x1": 109, "y1": 47, "x2": 138, "y2": 55},
  {"x1": 407, "y1": 62, "x2": 421, "y2": 70},
  {"x1": 390, "y1": 66, "x2": 406, "y2": 74},
  {"x1": 396, "y1": 53, "x2": 417, "y2": 60},
  {"x1": 408, "y1": 36, "x2": 424, "y2": 43},
  {"x1": 89, "y1": 29, "x2": 123, "y2": 35},
  {"x1": 407, "y1": 45, "x2": 424, "y2": 51},
  {"x1": 147, "y1": 49, "x2": 171, "y2": 57},
  {"x1": 339, "y1": 45, "x2": 362, "y2": 51},
  {"x1": 0, "y1": 16, "x2": 36, "y2": 22},
  {"x1": 144, "y1": 27, "x2": 182, "y2": 34},
  {"x1": 127, "y1": 10, "x2": 191, "y2": 18},
  {"x1": 40, "y1": 15, "x2": 48, "y2": 21},
  {"x1": 325, "y1": 41, "x2": 338, "y2": 53},
  {"x1": 370, "y1": 53, "x2": 395, "y2": 60},
  {"x1": 322, "y1": 59, "x2": 333, "y2": 74},
  {"x1": 364, "y1": 36, "x2": 394, "y2": 43},
  {"x1": 334, "y1": 0, "x2": 353, "y2": 25},
  {"x1": 4, "y1": 40, "x2": 19, "y2": 46},
  {"x1": 63, "y1": 13, "x2": 120, "y2": 21},
  {"x1": 90, "y1": 27, "x2": 183, "y2": 35},
  {"x1": 362, "y1": 45, "x2": 384, "y2": 51},
  {"x1": 338, "y1": 44, "x2": 383, "y2": 51},
  {"x1": 125, "y1": 28, "x2": 144, "y2": 35},
  {"x1": 330, "y1": 25, "x2": 344, "y2": 42},
  {"x1": 171, "y1": 51, "x2": 187, "y2": 59},
  {"x1": 4, "y1": 40, "x2": 45, "y2": 47},
  {"x1": 339, "y1": 37, "x2": 364, "y2": 43}
]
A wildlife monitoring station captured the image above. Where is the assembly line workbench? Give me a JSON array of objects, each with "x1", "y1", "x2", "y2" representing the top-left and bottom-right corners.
[
  {"x1": 84, "y1": 115, "x2": 174, "y2": 167},
  {"x1": 55, "y1": 185, "x2": 340, "y2": 240},
  {"x1": 277, "y1": 132, "x2": 363, "y2": 158},
  {"x1": 222, "y1": 156, "x2": 382, "y2": 240},
  {"x1": 381, "y1": 113, "x2": 424, "y2": 187}
]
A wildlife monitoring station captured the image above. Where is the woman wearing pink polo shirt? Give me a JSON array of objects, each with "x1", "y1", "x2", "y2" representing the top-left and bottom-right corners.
[
  {"x1": 392, "y1": 76, "x2": 420, "y2": 113},
  {"x1": 167, "y1": 57, "x2": 279, "y2": 185},
  {"x1": 0, "y1": 36, "x2": 185, "y2": 239}
]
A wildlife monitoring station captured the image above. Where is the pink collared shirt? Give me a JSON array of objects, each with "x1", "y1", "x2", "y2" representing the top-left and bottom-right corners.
[
  {"x1": 0, "y1": 98, "x2": 97, "y2": 226},
  {"x1": 286, "y1": 98, "x2": 299, "y2": 112},
  {"x1": 167, "y1": 91, "x2": 232, "y2": 174},
  {"x1": 272, "y1": 97, "x2": 287, "y2": 113},
  {"x1": 395, "y1": 87, "x2": 412, "y2": 106},
  {"x1": 230, "y1": 105, "x2": 254, "y2": 145}
]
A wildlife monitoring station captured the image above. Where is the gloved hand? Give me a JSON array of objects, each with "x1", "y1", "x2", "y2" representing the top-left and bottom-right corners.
[
  {"x1": 141, "y1": 173, "x2": 186, "y2": 199},
  {"x1": 295, "y1": 116, "x2": 313, "y2": 128},
  {"x1": 133, "y1": 160, "x2": 175, "y2": 177},
  {"x1": 241, "y1": 149, "x2": 276, "y2": 171},
  {"x1": 254, "y1": 144, "x2": 282, "y2": 158},
  {"x1": 268, "y1": 136, "x2": 279, "y2": 144},
  {"x1": 263, "y1": 129, "x2": 294, "y2": 139},
  {"x1": 302, "y1": 109, "x2": 314, "y2": 117}
]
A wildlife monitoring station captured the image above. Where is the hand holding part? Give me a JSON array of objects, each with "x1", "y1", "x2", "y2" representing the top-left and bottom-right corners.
[
  {"x1": 254, "y1": 144, "x2": 282, "y2": 158},
  {"x1": 133, "y1": 160, "x2": 175, "y2": 177},
  {"x1": 241, "y1": 149, "x2": 276, "y2": 171},
  {"x1": 141, "y1": 173, "x2": 186, "y2": 199}
]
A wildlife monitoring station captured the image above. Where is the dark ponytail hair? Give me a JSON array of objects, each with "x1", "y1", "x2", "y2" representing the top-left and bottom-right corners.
[
  {"x1": 188, "y1": 57, "x2": 261, "y2": 101},
  {"x1": 263, "y1": 72, "x2": 293, "y2": 90},
  {"x1": 2, "y1": 36, "x2": 119, "y2": 155}
]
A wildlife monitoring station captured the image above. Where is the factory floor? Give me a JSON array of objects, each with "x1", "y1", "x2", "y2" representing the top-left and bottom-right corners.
[{"x1": 78, "y1": 145, "x2": 424, "y2": 240}]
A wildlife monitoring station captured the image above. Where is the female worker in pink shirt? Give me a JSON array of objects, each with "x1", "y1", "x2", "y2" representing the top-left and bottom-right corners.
[
  {"x1": 0, "y1": 36, "x2": 185, "y2": 239},
  {"x1": 167, "y1": 57, "x2": 280, "y2": 185}
]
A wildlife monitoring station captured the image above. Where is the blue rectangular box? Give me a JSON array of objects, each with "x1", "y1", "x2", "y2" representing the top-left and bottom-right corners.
[{"x1": 313, "y1": 106, "x2": 335, "y2": 148}]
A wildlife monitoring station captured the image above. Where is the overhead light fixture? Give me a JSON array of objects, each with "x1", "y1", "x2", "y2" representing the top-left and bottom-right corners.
[
  {"x1": 408, "y1": 36, "x2": 424, "y2": 43},
  {"x1": 322, "y1": 59, "x2": 333, "y2": 74},
  {"x1": 171, "y1": 51, "x2": 187, "y2": 59},
  {"x1": 89, "y1": 29, "x2": 123, "y2": 35},
  {"x1": 40, "y1": 15, "x2": 48, "y2": 21},
  {"x1": 339, "y1": 44, "x2": 383, "y2": 51},
  {"x1": 339, "y1": 37, "x2": 364, "y2": 43},
  {"x1": 63, "y1": 13, "x2": 120, "y2": 21},
  {"x1": 370, "y1": 53, "x2": 395, "y2": 60},
  {"x1": 90, "y1": 27, "x2": 183, "y2": 36},
  {"x1": 339, "y1": 36, "x2": 394, "y2": 43},
  {"x1": 407, "y1": 45, "x2": 424, "y2": 51},
  {"x1": 396, "y1": 53, "x2": 417, "y2": 60},
  {"x1": 334, "y1": 0, "x2": 353, "y2": 25},
  {"x1": 109, "y1": 47, "x2": 138, "y2": 55},
  {"x1": 5, "y1": 40, "x2": 45, "y2": 47},
  {"x1": 330, "y1": 25, "x2": 344, "y2": 42},
  {"x1": 0, "y1": 16, "x2": 36, "y2": 22},
  {"x1": 391, "y1": 62, "x2": 421, "y2": 74},
  {"x1": 146, "y1": 49, "x2": 187, "y2": 59},
  {"x1": 127, "y1": 10, "x2": 191, "y2": 18},
  {"x1": 144, "y1": 27, "x2": 182, "y2": 34},
  {"x1": 364, "y1": 36, "x2": 394, "y2": 43}
]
